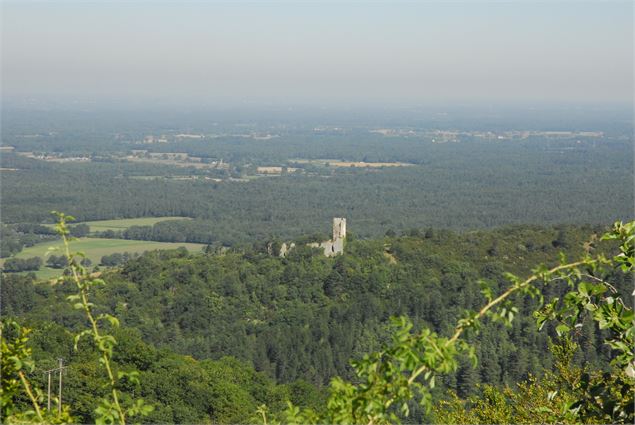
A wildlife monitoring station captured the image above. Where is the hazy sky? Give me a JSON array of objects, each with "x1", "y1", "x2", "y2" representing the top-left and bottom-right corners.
[{"x1": 2, "y1": 1, "x2": 633, "y2": 105}]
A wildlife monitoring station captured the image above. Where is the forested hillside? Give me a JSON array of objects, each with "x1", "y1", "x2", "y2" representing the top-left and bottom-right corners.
[{"x1": 3, "y1": 223, "x2": 631, "y2": 423}]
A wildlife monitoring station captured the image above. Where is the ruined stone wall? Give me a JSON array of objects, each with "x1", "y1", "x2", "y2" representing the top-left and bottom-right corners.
[{"x1": 307, "y1": 218, "x2": 346, "y2": 257}]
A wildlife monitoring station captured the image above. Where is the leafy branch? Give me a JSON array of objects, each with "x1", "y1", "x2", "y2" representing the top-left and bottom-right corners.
[
  {"x1": 1, "y1": 321, "x2": 43, "y2": 423},
  {"x1": 52, "y1": 211, "x2": 152, "y2": 425},
  {"x1": 0, "y1": 319, "x2": 74, "y2": 423}
]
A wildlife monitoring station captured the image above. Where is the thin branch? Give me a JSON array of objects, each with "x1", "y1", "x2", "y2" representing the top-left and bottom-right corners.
[
  {"x1": 58, "y1": 217, "x2": 126, "y2": 425},
  {"x1": 447, "y1": 260, "x2": 590, "y2": 346},
  {"x1": 579, "y1": 273, "x2": 618, "y2": 293},
  {"x1": 18, "y1": 371, "x2": 44, "y2": 422},
  {"x1": 407, "y1": 260, "x2": 592, "y2": 387}
]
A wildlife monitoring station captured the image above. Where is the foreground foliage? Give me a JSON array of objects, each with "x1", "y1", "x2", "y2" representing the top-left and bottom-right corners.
[
  {"x1": 434, "y1": 337, "x2": 624, "y2": 424},
  {"x1": 1, "y1": 320, "x2": 73, "y2": 424},
  {"x1": 1, "y1": 213, "x2": 154, "y2": 425}
]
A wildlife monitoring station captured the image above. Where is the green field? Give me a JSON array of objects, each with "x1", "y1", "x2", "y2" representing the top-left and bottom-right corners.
[
  {"x1": 8, "y1": 237, "x2": 205, "y2": 280},
  {"x1": 81, "y1": 216, "x2": 191, "y2": 232},
  {"x1": 9, "y1": 267, "x2": 69, "y2": 281},
  {"x1": 42, "y1": 216, "x2": 191, "y2": 232}
]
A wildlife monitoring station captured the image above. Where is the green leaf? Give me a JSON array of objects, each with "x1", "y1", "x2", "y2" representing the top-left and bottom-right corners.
[
  {"x1": 74, "y1": 330, "x2": 92, "y2": 350},
  {"x1": 555, "y1": 323, "x2": 570, "y2": 336}
]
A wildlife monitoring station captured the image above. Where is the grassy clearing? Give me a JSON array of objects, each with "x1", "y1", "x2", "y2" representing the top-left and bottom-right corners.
[
  {"x1": 9, "y1": 237, "x2": 205, "y2": 280},
  {"x1": 16, "y1": 237, "x2": 205, "y2": 263},
  {"x1": 79, "y1": 217, "x2": 191, "y2": 232},
  {"x1": 43, "y1": 216, "x2": 190, "y2": 232},
  {"x1": 10, "y1": 267, "x2": 63, "y2": 281}
]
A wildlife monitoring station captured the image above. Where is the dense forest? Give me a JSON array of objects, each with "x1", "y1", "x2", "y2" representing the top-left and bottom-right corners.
[
  {"x1": 1, "y1": 135, "x2": 632, "y2": 246},
  {"x1": 3, "y1": 223, "x2": 632, "y2": 423}
]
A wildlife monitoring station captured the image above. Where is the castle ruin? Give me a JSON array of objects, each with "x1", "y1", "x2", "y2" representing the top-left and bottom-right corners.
[{"x1": 309, "y1": 217, "x2": 347, "y2": 257}]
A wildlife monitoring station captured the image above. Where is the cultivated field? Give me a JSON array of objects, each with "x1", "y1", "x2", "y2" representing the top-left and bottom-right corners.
[
  {"x1": 289, "y1": 159, "x2": 414, "y2": 168},
  {"x1": 10, "y1": 237, "x2": 205, "y2": 280},
  {"x1": 80, "y1": 217, "x2": 191, "y2": 232},
  {"x1": 328, "y1": 161, "x2": 414, "y2": 168},
  {"x1": 9, "y1": 267, "x2": 65, "y2": 281},
  {"x1": 16, "y1": 237, "x2": 205, "y2": 263}
]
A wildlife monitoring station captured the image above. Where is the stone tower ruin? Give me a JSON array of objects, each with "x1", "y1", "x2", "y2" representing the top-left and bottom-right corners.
[
  {"x1": 308, "y1": 217, "x2": 347, "y2": 257},
  {"x1": 332, "y1": 217, "x2": 346, "y2": 242}
]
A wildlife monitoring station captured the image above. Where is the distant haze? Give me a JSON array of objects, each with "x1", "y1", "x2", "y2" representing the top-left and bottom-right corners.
[{"x1": 2, "y1": 1, "x2": 633, "y2": 106}]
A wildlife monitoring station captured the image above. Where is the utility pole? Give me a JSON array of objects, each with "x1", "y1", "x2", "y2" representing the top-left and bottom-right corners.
[
  {"x1": 58, "y1": 358, "x2": 63, "y2": 415},
  {"x1": 43, "y1": 359, "x2": 68, "y2": 416},
  {"x1": 47, "y1": 371, "x2": 52, "y2": 411}
]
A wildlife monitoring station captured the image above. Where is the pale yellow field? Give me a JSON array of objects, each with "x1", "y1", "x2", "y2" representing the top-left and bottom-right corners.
[
  {"x1": 328, "y1": 161, "x2": 413, "y2": 168},
  {"x1": 289, "y1": 159, "x2": 413, "y2": 168}
]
